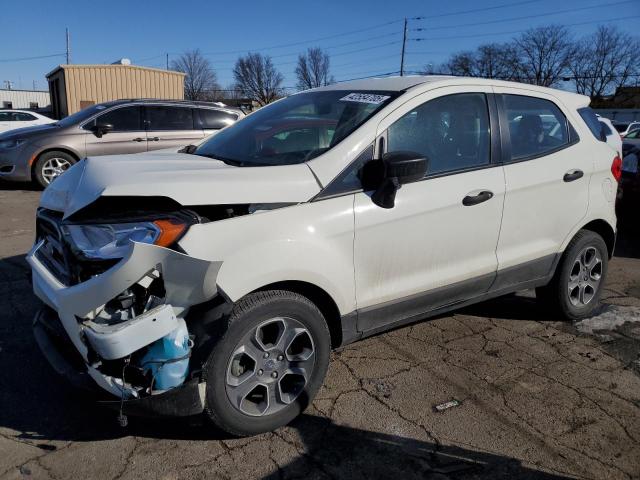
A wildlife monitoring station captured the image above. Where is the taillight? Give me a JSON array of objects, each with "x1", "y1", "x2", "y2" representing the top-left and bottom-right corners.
[{"x1": 611, "y1": 155, "x2": 622, "y2": 182}]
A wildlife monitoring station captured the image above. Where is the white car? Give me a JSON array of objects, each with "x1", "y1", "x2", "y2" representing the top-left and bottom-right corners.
[
  {"x1": 28, "y1": 76, "x2": 618, "y2": 436},
  {"x1": 0, "y1": 109, "x2": 54, "y2": 133},
  {"x1": 596, "y1": 115, "x2": 623, "y2": 155}
]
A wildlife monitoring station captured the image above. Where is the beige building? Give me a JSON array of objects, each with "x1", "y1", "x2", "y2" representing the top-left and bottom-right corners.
[{"x1": 46, "y1": 63, "x2": 185, "y2": 118}]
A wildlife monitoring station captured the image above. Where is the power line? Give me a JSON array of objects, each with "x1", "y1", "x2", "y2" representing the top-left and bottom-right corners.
[
  {"x1": 412, "y1": 14, "x2": 640, "y2": 42},
  {"x1": 411, "y1": 0, "x2": 636, "y2": 33},
  {"x1": 417, "y1": 0, "x2": 547, "y2": 19},
  {"x1": 0, "y1": 53, "x2": 65, "y2": 63}
]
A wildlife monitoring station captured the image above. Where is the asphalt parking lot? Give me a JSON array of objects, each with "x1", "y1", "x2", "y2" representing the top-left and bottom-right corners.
[{"x1": 0, "y1": 181, "x2": 639, "y2": 480}]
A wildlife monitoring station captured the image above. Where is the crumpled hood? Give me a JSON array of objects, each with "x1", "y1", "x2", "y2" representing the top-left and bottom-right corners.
[{"x1": 40, "y1": 152, "x2": 321, "y2": 218}]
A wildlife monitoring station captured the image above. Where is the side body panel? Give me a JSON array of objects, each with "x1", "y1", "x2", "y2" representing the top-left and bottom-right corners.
[{"x1": 178, "y1": 196, "x2": 357, "y2": 315}]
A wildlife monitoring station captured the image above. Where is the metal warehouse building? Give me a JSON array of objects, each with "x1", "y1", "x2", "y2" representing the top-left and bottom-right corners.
[
  {"x1": 0, "y1": 89, "x2": 50, "y2": 110},
  {"x1": 46, "y1": 62, "x2": 185, "y2": 118}
]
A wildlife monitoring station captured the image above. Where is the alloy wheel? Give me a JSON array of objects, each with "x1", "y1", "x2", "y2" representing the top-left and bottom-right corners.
[
  {"x1": 567, "y1": 246, "x2": 603, "y2": 306},
  {"x1": 41, "y1": 157, "x2": 72, "y2": 184},
  {"x1": 225, "y1": 316, "x2": 315, "y2": 417}
]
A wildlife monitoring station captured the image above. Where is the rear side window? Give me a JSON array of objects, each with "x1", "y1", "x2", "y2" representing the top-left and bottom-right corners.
[
  {"x1": 0, "y1": 112, "x2": 12, "y2": 121},
  {"x1": 504, "y1": 95, "x2": 570, "y2": 161},
  {"x1": 387, "y1": 93, "x2": 491, "y2": 176},
  {"x1": 14, "y1": 112, "x2": 36, "y2": 121},
  {"x1": 196, "y1": 109, "x2": 238, "y2": 129},
  {"x1": 90, "y1": 106, "x2": 142, "y2": 132},
  {"x1": 146, "y1": 106, "x2": 194, "y2": 130},
  {"x1": 578, "y1": 108, "x2": 607, "y2": 142}
]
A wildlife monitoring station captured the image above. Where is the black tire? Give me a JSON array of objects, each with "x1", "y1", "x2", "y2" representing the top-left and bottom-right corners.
[
  {"x1": 203, "y1": 290, "x2": 331, "y2": 437},
  {"x1": 536, "y1": 230, "x2": 608, "y2": 321},
  {"x1": 33, "y1": 151, "x2": 76, "y2": 189}
]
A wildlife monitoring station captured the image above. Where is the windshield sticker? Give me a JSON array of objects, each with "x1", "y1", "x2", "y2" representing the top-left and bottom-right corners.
[{"x1": 340, "y1": 93, "x2": 390, "y2": 104}]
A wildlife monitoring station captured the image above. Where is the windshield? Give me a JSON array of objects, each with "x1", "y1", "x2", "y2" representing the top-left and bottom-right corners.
[
  {"x1": 56, "y1": 104, "x2": 115, "y2": 127},
  {"x1": 195, "y1": 90, "x2": 398, "y2": 166}
]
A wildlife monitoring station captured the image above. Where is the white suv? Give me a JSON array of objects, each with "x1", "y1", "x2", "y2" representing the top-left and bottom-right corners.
[{"x1": 28, "y1": 76, "x2": 619, "y2": 436}]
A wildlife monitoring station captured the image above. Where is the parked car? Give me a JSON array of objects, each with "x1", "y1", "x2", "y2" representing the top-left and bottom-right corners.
[
  {"x1": 596, "y1": 115, "x2": 623, "y2": 155},
  {"x1": 613, "y1": 121, "x2": 640, "y2": 137},
  {"x1": 0, "y1": 99, "x2": 244, "y2": 187},
  {"x1": 28, "y1": 76, "x2": 618, "y2": 436},
  {"x1": 622, "y1": 128, "x2": 640, "y2": 156},
  {"x1": 616, "y1": 145, "x2": 639, "y2": 223},
  {"x1": 0, "y1": 109, "x2": 54, "y2": 133}
]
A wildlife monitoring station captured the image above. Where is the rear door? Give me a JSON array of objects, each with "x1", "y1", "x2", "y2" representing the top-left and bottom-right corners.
[
  {"x1": 144, "y1": 105, "x2": 205, "y2": 151},
  {"x1": 84, "y1": 105, "x2": 147, "y2": 156},
  {"x1": 0, "y1": 111, "x2": 13, "y2": 132},
  {"x1": 493, "y1": 88, "x2": 590, "y2": 284},
  {"x1": 195, "y1": 108, "x2": 239, "y2": 138}
]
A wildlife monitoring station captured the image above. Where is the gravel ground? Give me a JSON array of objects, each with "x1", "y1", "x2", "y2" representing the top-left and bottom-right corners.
[{"x1": 0, "y1": 181, "x2": 639, "y2": 480}]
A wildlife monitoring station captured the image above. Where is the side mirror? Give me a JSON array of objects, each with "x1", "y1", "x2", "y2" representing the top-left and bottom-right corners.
[
  {"x1": 90, "y1": 123, "x2": 114, "y2": 138},
  {"x1": 371, "y1": 151, "x2": 428, "y2": 209}
]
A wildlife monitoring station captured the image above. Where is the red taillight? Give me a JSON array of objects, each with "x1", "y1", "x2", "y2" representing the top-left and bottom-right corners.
[{"x1": 611, "y1": 155, "x2": 622, "y2": 182}]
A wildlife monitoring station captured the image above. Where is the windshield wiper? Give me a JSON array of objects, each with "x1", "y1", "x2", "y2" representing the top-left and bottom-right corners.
[{"x1": 198, "y1": 153, "x2": 244, "y2": 167}]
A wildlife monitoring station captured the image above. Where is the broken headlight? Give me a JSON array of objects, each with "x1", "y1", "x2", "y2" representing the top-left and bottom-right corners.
[{"x1": 64, "y1": 219, "x2": 186, "y2": 260}]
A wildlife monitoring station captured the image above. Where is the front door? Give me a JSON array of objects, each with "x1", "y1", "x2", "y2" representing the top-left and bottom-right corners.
[
  {"x1": 84, "y1": 105, "x2": 147, "y2": 156},
  {"x1": 353, "y1": 88, "x2": 505, "y2": 332},
  {"x1": 144, "y1": 105, "x2": 205, "y2": 151}
]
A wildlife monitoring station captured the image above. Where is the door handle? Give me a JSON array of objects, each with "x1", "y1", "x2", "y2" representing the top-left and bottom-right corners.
[
  {"x1": 148, "y1": 137, "x2": 160, "y2": 142},
  {"x1": 132, "y1": 137, "x2": 145, "y2": 142},
  {"x1": 563, "y1": 169, "x2": 584, "y2": 182},
  {"x1": 462, "y1": 190, "x2": 494, "y2": 206}
]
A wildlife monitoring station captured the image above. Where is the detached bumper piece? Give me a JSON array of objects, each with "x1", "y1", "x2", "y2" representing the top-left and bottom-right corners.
[{"x1": 33, "y1": 307, "x2": 206, "y2": 417}]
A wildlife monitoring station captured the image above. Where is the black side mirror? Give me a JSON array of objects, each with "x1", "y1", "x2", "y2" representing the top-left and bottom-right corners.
[
  {"x1": 90, "y1": 123, "x2": 114, "y2": 138},
  {"x1": 371, "y1": 151, "x2": 428, "y2": 209}
]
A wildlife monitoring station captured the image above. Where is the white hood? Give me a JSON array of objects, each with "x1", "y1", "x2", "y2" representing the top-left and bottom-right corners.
[{"x1": 40, "y1": 152, "x2": 321, "y2": 218}]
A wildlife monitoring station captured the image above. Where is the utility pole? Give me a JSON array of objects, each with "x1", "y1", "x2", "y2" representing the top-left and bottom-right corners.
[
  {"x1": 166, "y1": 53, "x2": 169, "y2": 70},
  {"x1": 3, "y1": 80, "x2": 14, "y2": 90},
  {"x1": 65, "y1": 28, "x2": 71, "y2": 64},
  {"x1": 400, "y1": 18, "x2": 407, "y2": 76}
]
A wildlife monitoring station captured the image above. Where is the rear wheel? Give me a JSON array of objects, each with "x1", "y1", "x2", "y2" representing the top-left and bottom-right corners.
[
  {"x1": 34, "y1": 151, "x2": 76, "y2": 188},
  {"x1": 203, "y1": 290, "x2": 330, "y2": 436},
  {"x1": 536, "y1": 230, "x2": 608, "y2": 320}
]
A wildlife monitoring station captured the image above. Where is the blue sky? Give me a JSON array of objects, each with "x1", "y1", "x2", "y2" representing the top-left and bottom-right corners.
[{"x1": 1, "y1": 0, "x2": 638, "y2": 91}]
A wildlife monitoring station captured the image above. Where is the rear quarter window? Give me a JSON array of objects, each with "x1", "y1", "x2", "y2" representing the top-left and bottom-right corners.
[{"x1": 578, "y1": 108, "x2": 606, "y2": 142}]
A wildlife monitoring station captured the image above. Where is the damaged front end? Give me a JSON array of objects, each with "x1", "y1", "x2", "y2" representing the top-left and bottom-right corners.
[{"x1": 28, "y1": 206, "x2": 223, "y2": 417}]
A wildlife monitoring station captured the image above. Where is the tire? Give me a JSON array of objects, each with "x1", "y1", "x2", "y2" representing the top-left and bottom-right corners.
[
  {"x1": 536, "y1": 230, "x2": 608, "y2": 321},
  {"x1": 203, "y1": 290, "x2": 331, "y2": 437},
  {"x1": 33, "y1": 151, "x2": 76, "y2": 189}
]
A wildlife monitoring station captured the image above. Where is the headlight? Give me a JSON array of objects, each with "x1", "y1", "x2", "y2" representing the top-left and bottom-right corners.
[
  {"x1": 0, "y1": 138, "x2": 26, "y2": 149},
  {"x1": 64, "y1": 219, "x2": 187, "y2": 260}
]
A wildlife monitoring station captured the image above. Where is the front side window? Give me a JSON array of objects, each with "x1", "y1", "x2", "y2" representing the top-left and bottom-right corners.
[
  {"x1": 387, "y1": 93, "x2": 491, "y2": 176},
  {"x1": 626, "y1": 129, "x2": 640, "y2": 139},
  {"x1": 505, "y1": 95, "x2": 569, "y2": 160},
  {"x1": 196, "y1": 109, "x2": 238, "y2": 129},
  {"x1": 88, "y1": 106, "x2": 142, "y2": 132},
  {"x1": 195, "y1": 90, "x2": 397, "y2": 166},
  {"x1": 146, "y1": 106, "x2": 194, "y2": 131}
]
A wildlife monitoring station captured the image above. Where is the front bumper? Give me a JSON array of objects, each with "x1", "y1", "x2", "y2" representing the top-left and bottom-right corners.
[
  {"x1": 0, "y1": 142, "x2": 37, "y2": 182},
  {"x1": 28, "y1": 239, "x2": 222, "y2": 415}
]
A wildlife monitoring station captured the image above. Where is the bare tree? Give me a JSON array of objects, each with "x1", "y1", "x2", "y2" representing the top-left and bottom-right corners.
[
  {"x1": 570, "y1": 25, "x2": 639, "y2": 98},
  {"x1": 295, "y1": 47, "x2": 333, "y2": 90},
  {"x1": 233, "y1": 53, "x2": 284, "y2": 106},
  {"x1": 515, "y1": 26, "x2": 575, "y2": 87},
  {"x1": 170, "y1": 49, "x2": 220, "y2": 100},
  {"x1": 440, "y1": 43, "x2": 521, "y2": 80}
]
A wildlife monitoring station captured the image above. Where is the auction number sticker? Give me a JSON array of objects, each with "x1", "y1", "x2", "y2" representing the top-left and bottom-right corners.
[{"x1": 340, "y1": 93, "x2": 390, "y2": 104}]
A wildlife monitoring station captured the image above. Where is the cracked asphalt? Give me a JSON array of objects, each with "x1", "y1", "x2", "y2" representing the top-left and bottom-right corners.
[{"x1": 1, "y1": 181, "x2": 639, "y2": 480}]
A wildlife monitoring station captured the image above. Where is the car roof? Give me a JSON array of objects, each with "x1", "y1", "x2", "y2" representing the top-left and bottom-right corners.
[
  {"x1": 311, "y1": 75, "x2": 590, "y2": 108},
  {"x1": 96, "y1": 99, "x2": 244, "y2": 113}
]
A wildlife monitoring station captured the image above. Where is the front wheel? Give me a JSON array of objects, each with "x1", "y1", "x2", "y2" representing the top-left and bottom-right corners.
[
  {"x1": 203, "y1": 290, "x2": 331, "y2": 436},
  {"x1": 536, "y1": 230, "x2": 608, "y2": 320},
  {"x1": 33, "y1": 151, "x2": 76, "y2": 188}
]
